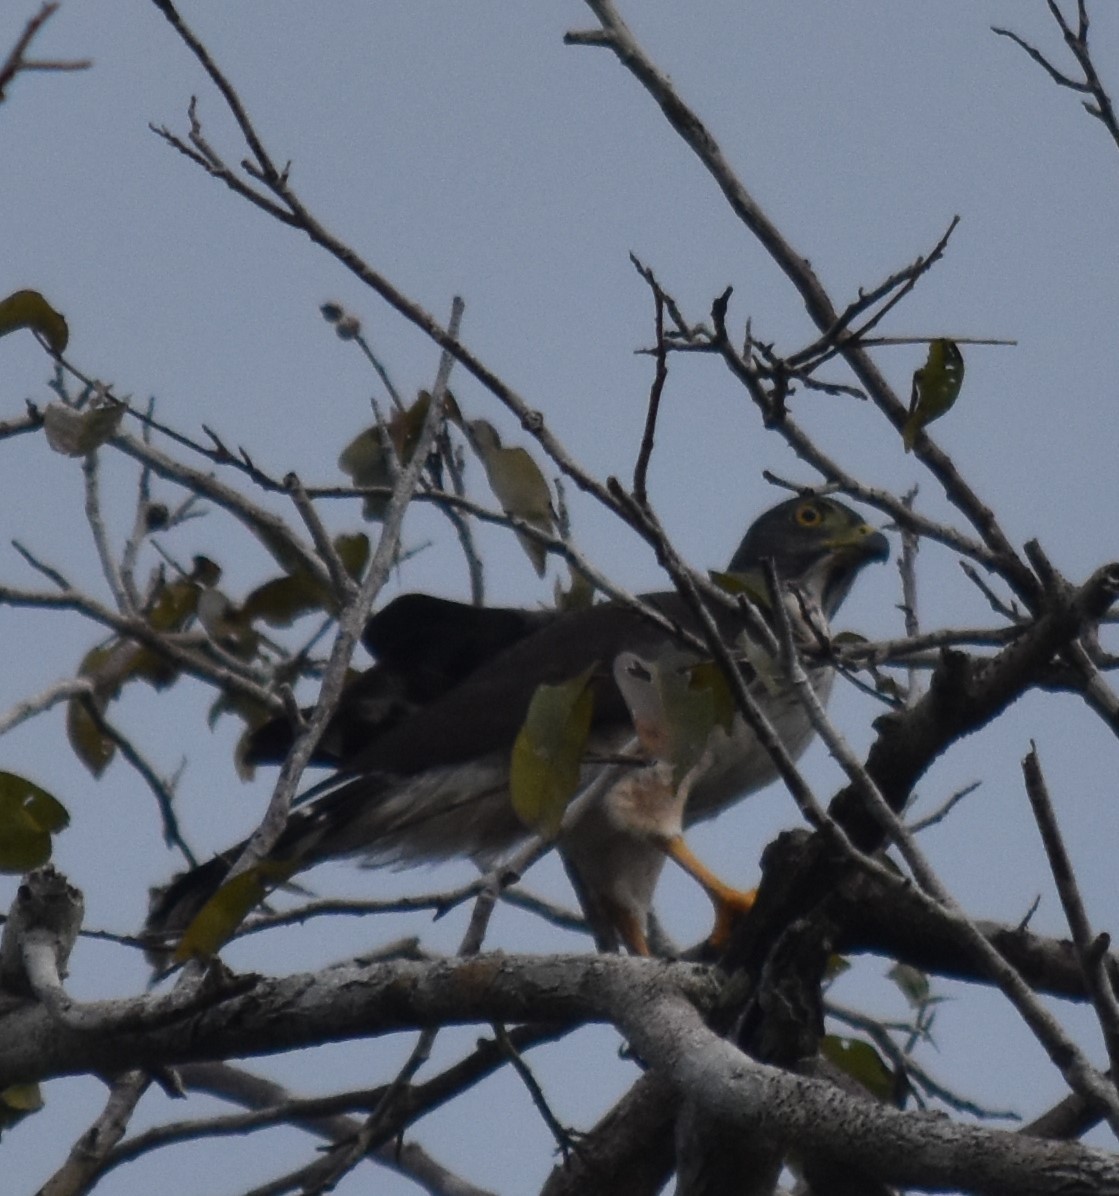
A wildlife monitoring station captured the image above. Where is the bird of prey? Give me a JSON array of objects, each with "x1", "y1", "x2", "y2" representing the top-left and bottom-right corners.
[{"x1": 147, "y1": 495, "x2": 888, "y2": 957}]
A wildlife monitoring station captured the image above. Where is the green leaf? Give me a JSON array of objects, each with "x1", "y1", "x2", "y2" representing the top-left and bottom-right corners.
[
  {"x1": 888, "y1": 962, "x2": 932, "y2": 1008},
  {"x1": 242, "y1": 532, "x2": 369, "y2": 627},
  {"x1": 0, "y1": 773, "x2": 70, "y2": 873},
  {"x1": 66, "y1": 694, "x2": 115, "y2": 776},
  {"x1": 820, "y1": 1035, "x2": 896, "y2": 1104},
  {"x1": 468, "y1": 420, "x2": 554, "y2": 576},
  {"x1": 903, "y1": 338, "x2": 964, "y2": 452},
  {"x1": 614, "y1": 651, "x2": 735, "y2": 784},
  {"x1": 683, "y1": 660, "x2": 736, "y2": 742},
  {"x1": 0, "y1": 289, "x2": 68, "y2": 354},
  {"x1": 334, "y1": 531, "x2": 370, "y2": 580},
  {"x1": 173, "y1": 858, "x2": 296, "y2": 963},
  {"x1": 196, "y1": 588, "x2": 259, "y2": 658},
  {"x1": 0, "y1": 1082, "x2": 44, "y2": 1136},
  {"x1": 339, "y1": 429, "x2": 396, "y2": 520},
  {"x1": 339, "y1": 393, "x2": 435, "y2": 519},
  {"x1": 241, "y1": 573, "x2": 325, "y2": 628},
  {"x1": 64, "y1": 568, "x2": 215, "y2": 775},
  {"x1": 145, "y1": 574, "x2": 203, "y2": 632},
  {"x1": 510, "y1": 666, "x2": 597, "y2": 838},
  {"x1": 554, "y1": 564, "x2": 595, "y2": 612},
  {"x1": 206, "y1": 689, "x2": 276, "y2": 781},
  {"x1": 823, "y1": 953, "x2": 851, "y2": 981},
  {"x1": 66, "y1": 644, "x2": 123, "y2": 776},
  {"x1": 709, "y1": 569, "x2": 770, "y2": 609},
  {"x1": 42, "y1": 400, "x2": 124, "y2": 456},
  {"x1": 735, "y1": 628, "x2": 784, "y2": 697}
]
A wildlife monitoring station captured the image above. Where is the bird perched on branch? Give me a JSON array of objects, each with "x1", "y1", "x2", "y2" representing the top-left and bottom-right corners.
[{"x1": 146, "y1": 495, "x2": 888, "y2": 959}]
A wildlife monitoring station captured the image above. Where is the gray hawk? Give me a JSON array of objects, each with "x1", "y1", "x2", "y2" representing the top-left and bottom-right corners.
[{"x1": 147, "y1": 495, "x2": 888, "y2": 957}]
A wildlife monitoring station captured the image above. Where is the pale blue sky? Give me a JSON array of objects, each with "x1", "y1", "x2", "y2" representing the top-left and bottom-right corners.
[{"x1": 3, "y1": 3, "x2": 1119, "y2": 1193}]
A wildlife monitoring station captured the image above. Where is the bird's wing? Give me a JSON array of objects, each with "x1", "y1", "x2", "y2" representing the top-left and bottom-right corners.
[
  {"x1": 245, "y1": 593, "x2": 558, "y2": 767},
  {"x1": 336, "y1": 592, "x2": 697, "y2": 777},
  {"x1": 268, "y1": 592, "x2": 723, "y2": 867}
]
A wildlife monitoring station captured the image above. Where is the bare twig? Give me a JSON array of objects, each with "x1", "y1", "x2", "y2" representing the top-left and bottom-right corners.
[
  {"x1": 907, "y1": 781, "x2": 981, "y2": 834},
  {"x1": 82, "y1": 451, "x2": 132, "y2": 614},
  {"x1": 11, "y1": 539, "x2": 72, "y2": 590},
  {"x1": 826, "y1": 1001, "x2": 1019, "y2": 1121},
  {"x1": 995, "y1": 2, "x2": 1119, "y2": 156},
  {"x1": 0, "y1": 583, "x2": 281, "y2": 711},
  {"x1": 223, "y1": 298, "x2": 465, "y2": 888},
  {"x1": 37, "y1": 1071, "x2": 151, "y2": 1196},
  {"x1": 787, "y1": 220, "x2": 962, "y2": 374},
  {"x1": 0, "y1": 3, "x2": 90, "y2": 104},
  {"x1": 898, "y1": 487, "x2": 922, "y2": 704},
  {"x1": 570, "y1": 0, "x2": 1040, "y2": 608},
  {"x1": 494, "y1": 1022, "x2": 582, "y2": 1162},
  {"x1": 1023, "y1": 745, "x2": 1119, "y2": 1092},
  {"x1": 76, "y1": 697, "x2": 198, "y2": 867},
  {"x1": 630, "y1": 255, "x2": 670, "y2": 508},
  {"x1": 283, "y1": 472, "x2": 358, "y2": 606},
  {"x1": 0, "y1": 676, "x2": 94, "y2": 737}
]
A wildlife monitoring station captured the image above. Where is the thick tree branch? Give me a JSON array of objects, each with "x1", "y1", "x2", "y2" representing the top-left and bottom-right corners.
[
  {"x1": 614, "y1": 978, "x2": 1119, "y2": 1194},
  {"x1": 0, "y1": 953, "x2": 719, "y2": 1088}
]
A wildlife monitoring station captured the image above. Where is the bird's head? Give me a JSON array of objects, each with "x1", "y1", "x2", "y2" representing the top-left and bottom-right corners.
[{"x1": 726, "y1": 495, "x2": 890, "y2": 619}]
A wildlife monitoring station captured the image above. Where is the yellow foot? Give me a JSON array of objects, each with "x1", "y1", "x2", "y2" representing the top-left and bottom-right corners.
[
  {"x1": 707, "y1": 886, "x2": 757, "y2": 950},
  {"x1": 658, "y1": 833, "x2": 756, "y2": 949}
]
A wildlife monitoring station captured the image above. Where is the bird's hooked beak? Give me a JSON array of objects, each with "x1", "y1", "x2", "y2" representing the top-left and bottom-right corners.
[
  {"x1": 816, "y1": 519, "x2": 890, "y2": 614},
  {"x1": 824, "y1": 519, "x2": 891, "y2": 563}
]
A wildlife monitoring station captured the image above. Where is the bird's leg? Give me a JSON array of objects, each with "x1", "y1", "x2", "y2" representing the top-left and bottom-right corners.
[
  {"x1": 657, "y1": 833, "x2": 756, "y2": 949},
  {"x1": 614, "y1": 908, "x2": 651, "y2": 957}
]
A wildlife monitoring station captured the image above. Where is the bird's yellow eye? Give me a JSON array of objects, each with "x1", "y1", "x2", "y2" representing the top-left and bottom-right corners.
[{"x1": 795, "y1": 502, "x2": 822, "y2": 527}]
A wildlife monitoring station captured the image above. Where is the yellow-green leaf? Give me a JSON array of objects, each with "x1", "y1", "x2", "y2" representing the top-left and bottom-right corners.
[
  {"x1": 903, "y1": 338, "x2": 964, "y2": 452},
  {"x1": 241, "y1": 573, "x2": 326, "y2": 628},
  {"x1": 554, "y1": 564, "x2": 595, "y2": 613},
  {"x1": 0, "y1": 1082, "x2": 44, "y2": 1135},
  {"x1": 824, "y1": 953, "x2": 851, "y2": 982},
  {"x1": 334, "y1": 531, "x2": 370, "y2": 580},
  {"x1": 0, "y1": 773, "x2": 70, "y2": 873},
  {"x1": 339, "y1": 428, "x2": 396, "y2": 520},
  {"x1": 173, "y1": 858, "x2": 296, "y2": 963},
  {"x1": 126, "y1": 577, "x2": 202, "y2": 688},
  {"x1": 339, "y1": 393, "x2": 434, "y2": 519},
  {"x1": 888, "y1": 962, "x2": 932, "y2": 1008},
  {"x1": 66, "y1": 644, "x2": 124, "y2": 775},
  {"x1": 709, "y1": 569, "x2": 770, "y2": 609},
  {"x1": 243, "y1": 533, "x2": 368, "y2": 627},
  {"x1": 510, "y1": 666, "x2": 596, "y2": 838},
  {"x1": 614, "y1": 651, "x2": 735, "y2": 785},
  {"x1": 708, "y1": 572, "x2": 785, "y2": 691},
  {"x1": 42, "y1": 400, "x2": 124, "y2": 457},
  {"x1": 820, "y1": 1035, "x2": 896, "y2": 1104},
  {"x1": 66, "y1": 694, "x2": 115, "y2": 776},
  {"x1": 196, "y1": 588, "x2": 259, "y2": 658},
  {"x1": 206, "y1": 689, "x2": 276, "y2": 781},
  {"x1": 686, "y1": 660, "x2": 736, "y2": 739},
  {"x1": 145, "y1": 575, "x2": 202, "y2": 632},
  {"x1": 64, "y1": 575, "x2": 208, "y2": 775},
  {"x1": 468, "y1": 420, "x2": 554, "y2": 576},
  {"x1": 0, "y1": 289, "x2": 68, "y2": 354}
]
